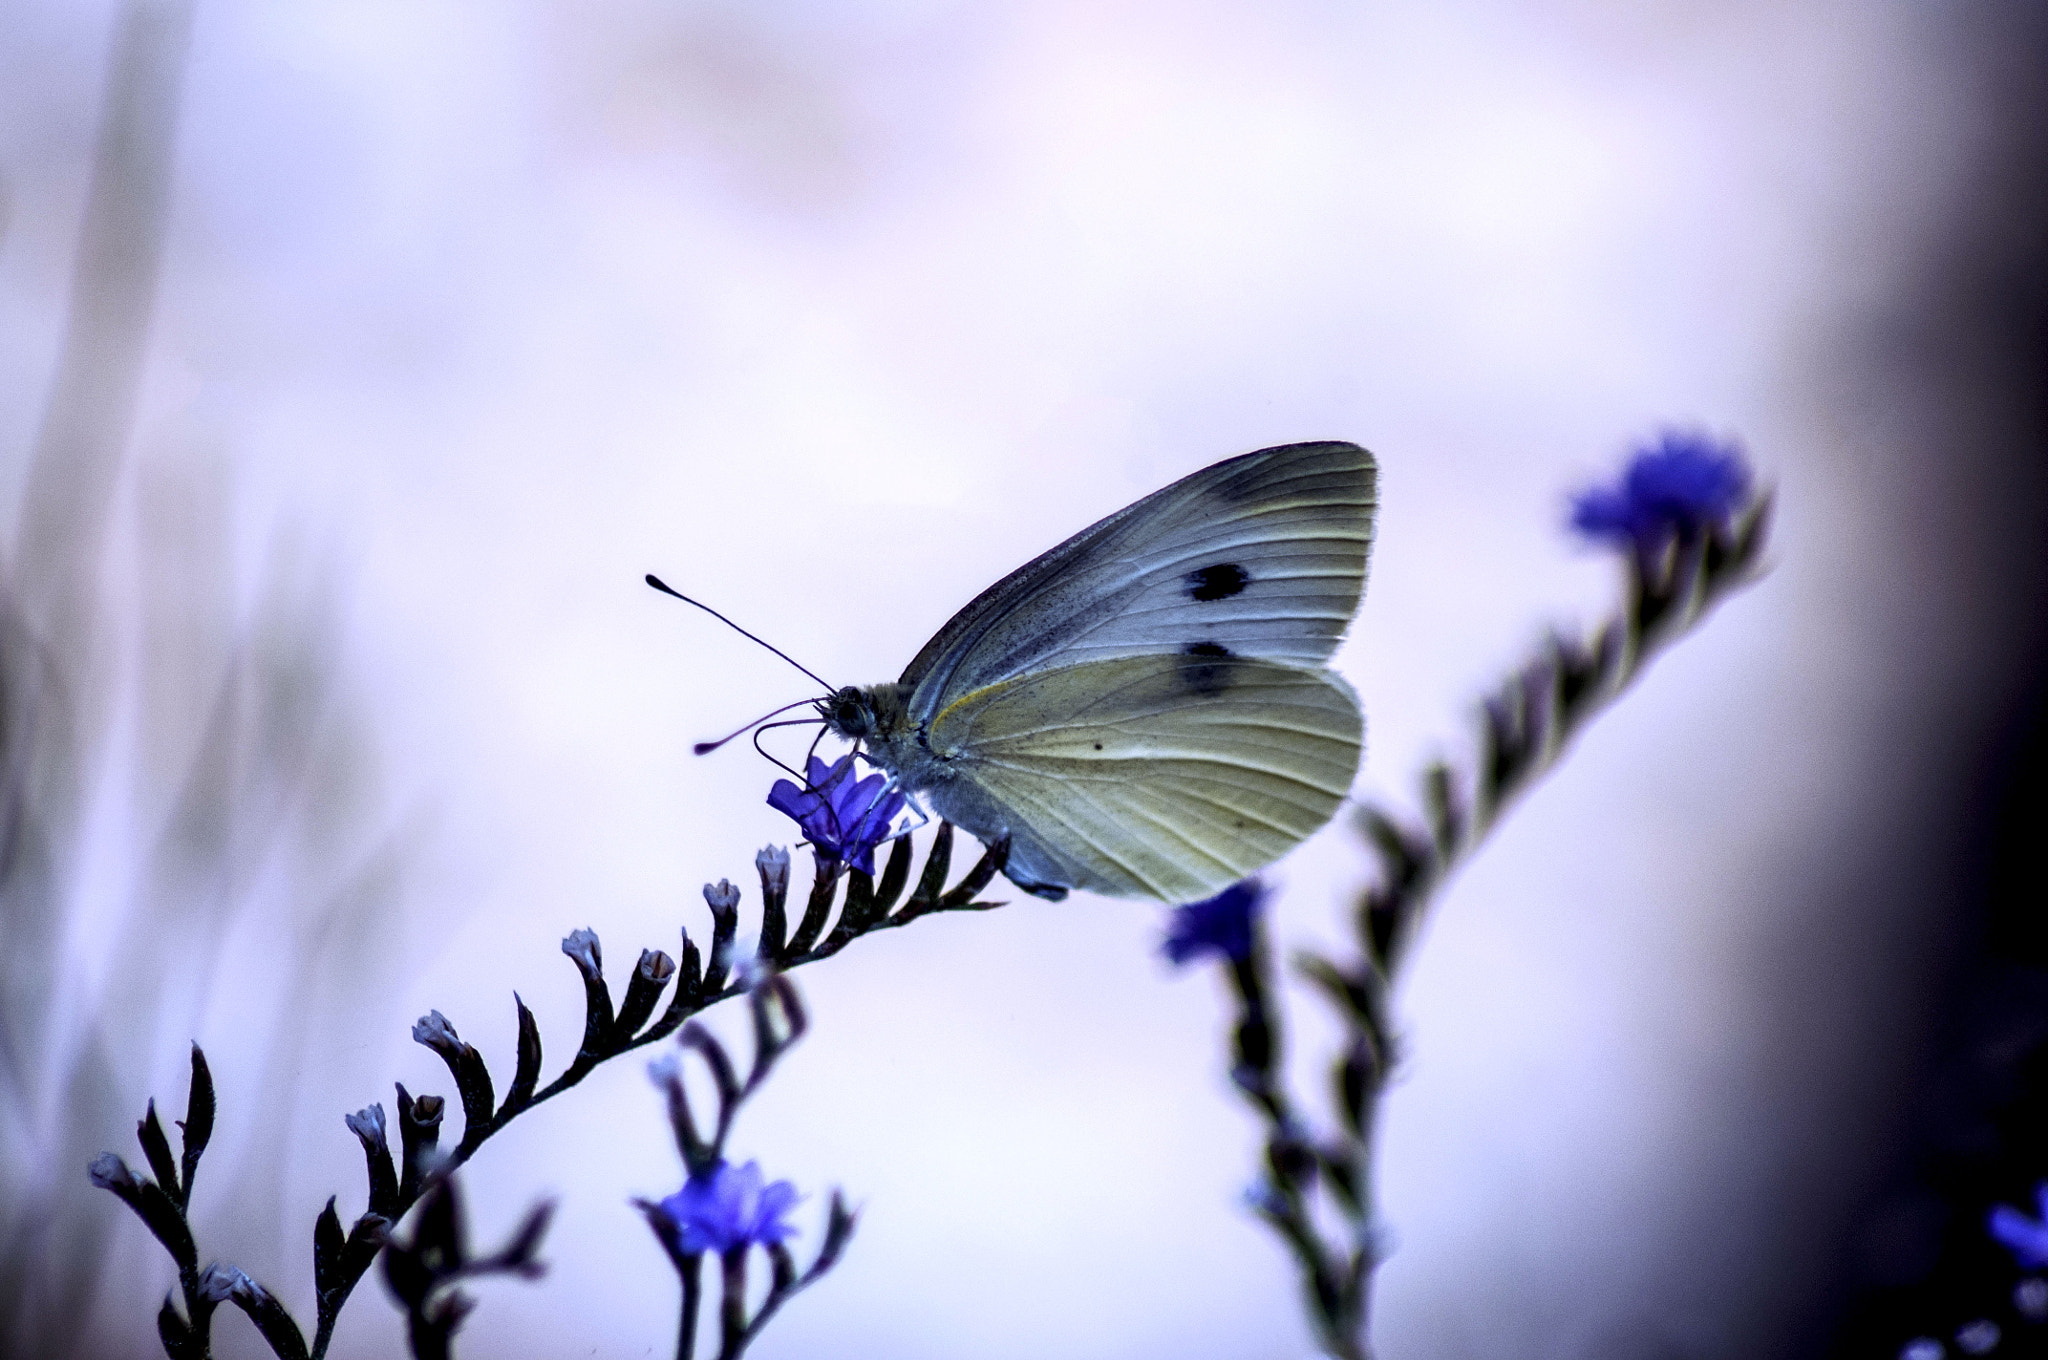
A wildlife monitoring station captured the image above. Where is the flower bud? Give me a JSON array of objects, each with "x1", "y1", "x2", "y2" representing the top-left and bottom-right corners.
[
  {"x1": 756, "y1": 845, "x2": 791, "y2": 902},
  {"x1": 345, "y1": 1104, "x2": 388, "y2": 1153},
  {"x1": 561, "y1": 928, "x2": 603, "y2": 981},
  {"x1": 411, "y1": 1011, "x2": 462, "y2": 1061},
  {"x1": 87, "y1": 1153, "x2": 137, "y2": 1192}
]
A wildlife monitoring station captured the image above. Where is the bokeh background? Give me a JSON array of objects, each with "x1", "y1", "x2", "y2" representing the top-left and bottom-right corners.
[{"x1": 2, "y1": 2, "x2": 2044, "y2": 1358}]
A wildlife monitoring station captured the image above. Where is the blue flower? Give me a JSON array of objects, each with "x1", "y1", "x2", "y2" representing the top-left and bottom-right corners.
[
  {"x1": 1162, "y1": 879, "x2": 1266, "y2": 966},
  {"x1": 767, "y1": 755, "x2": 905, "y2": 875},
  {"x1": 1571, "y1": 431, "x2": 1752, "y2": 551},
  {"x1": 1989, "y1": 1182, "x2": 2048, "y2": 1268},
  {"x1": 649, "y1": 1160, "x2": 800, "y2": 1256}
]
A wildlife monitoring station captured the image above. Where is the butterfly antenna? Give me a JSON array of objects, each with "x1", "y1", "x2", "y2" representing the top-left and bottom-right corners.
[
  {"x1": 798, "y1": 722, "x2": 843, "y2": 840},
  {"x1": 750, "y1": 717, "x2": 834, "y2": 786},
  {"x1": 645, "y1": 574, "x2": 838, "y2": 693},
  {"x1": 693, "y1": 699, "x2": 826, "y2": 756}
]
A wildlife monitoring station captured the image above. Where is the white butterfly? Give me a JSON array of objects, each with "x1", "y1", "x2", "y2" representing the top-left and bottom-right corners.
[{"x1": 819, "y1": 440, "x2": 1378, "y2": 903}]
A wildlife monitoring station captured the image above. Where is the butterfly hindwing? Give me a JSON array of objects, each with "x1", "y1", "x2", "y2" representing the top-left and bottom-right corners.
[
  {"x1": 900, "y1": 441, "x2": 1377, "y2": 722},
  {"x1": 917, "y1": 654, "x2": 1363, "y2": 901}
]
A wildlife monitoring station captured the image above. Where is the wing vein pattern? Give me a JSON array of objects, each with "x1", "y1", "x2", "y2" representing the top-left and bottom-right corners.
[
  {"x1": 874, "y1": 441, "x2": 1378, "y2": 902},
  {"x1": 902, "y1": 441, "x2": 1377, "y2": 718},
  {"x1": 919, "y1": 652, "x2": 1365, "y2": 901}
]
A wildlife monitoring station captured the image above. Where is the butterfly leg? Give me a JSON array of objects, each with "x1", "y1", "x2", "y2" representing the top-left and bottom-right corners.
[{"x1": 882, "y1": 778, "x2": 932, "y2": 841}]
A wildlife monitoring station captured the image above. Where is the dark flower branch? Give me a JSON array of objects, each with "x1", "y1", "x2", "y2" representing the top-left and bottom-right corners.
[
  {"x1": 91, "y1": 823, "x2": 1005, "y2": 1358},
  {"x1": 636, "y1": 971, "x2": 857, "y2": 1360},
  {"x1": 1175, "y1": 432, "x2": 1772, "y2": 1360},
  {"x1": 87, "y1": 1046, "x2": 216, "y2": 1360},
  {"x1": 380, "y1": 1170, "x2": 555, "y2": 1360},
  {"x1": 1369, "y1": 433, "x2": 1770, "y2": 955}
]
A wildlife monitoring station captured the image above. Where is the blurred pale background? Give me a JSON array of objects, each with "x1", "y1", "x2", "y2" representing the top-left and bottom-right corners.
[{"x1": 2, "y1": 2, "x2": 2043, "y2": 1358}]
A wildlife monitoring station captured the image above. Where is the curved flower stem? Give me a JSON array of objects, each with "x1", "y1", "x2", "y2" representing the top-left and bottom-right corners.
[
  {"x1": 96, "y1": 826, "x2": 1004, "y2": 1360},
  {"x1": 448, "y1": 829, "x2": 1008, "y2": 1164},
  {"x1": 1228, "y1": 494, "x2": 1772, "y2": 1359}
]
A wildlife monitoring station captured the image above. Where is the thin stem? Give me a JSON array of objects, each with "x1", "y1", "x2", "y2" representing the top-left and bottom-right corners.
[
  {"x1": 718, "y1": 1248, "x2": 747, "y2": 1360},
  {"x1": 174, "y1": 1262, "x2": 209, "y2": 1359},
  {"x1": 677, "y1": 1253, "x2": 702, "y2": 1360}
]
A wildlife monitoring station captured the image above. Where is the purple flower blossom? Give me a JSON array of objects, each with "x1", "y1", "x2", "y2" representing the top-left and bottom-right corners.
[
  {"x1": 1989, "y1": 1182, "x2": 2048, "y2": 1268},
  {"x1": 649, "y1": 1160, "x2": 800, "y2": 1256},
  {"x1": 1162, "y1": 879, "x2": 1266, "y2": 966},
  {"x1": 767, "y1": 755, "x2": 905, "y2": 875},
  {"x1": 1571, "y1": 431, "x2": 1752, "y2": 552}
]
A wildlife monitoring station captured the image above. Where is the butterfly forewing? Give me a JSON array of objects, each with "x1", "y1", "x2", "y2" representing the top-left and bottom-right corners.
[
  {"x1": 901, "y1": 441, "x2": 1377, "y2": 722},
  {"x1": 920, "y1": 654, "x2": 1363, "y2": 901}
]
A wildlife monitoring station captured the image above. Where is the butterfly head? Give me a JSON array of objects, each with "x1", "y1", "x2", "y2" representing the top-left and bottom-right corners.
[
  {"x1": 817, "y1": 683, "x2": 914, "y2": 746},
  {"x1": 819, "y1": 686, "x2": 877, "y2": 739}
]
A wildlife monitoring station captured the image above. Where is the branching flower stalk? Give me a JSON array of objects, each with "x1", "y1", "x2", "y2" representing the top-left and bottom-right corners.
[
  {"x1": 636, "y1": 971, "x2": 857, "y2": 1360},
  {"x1": 377, "y1": 1170, "x2": 554, "y2": 1360},
  {"x1": 1195, "y1": 434, "x2": 1773, "y2": 1360},
  {"x1": 91, "y1": 824, "x2": 1007, "y2": 1359}
]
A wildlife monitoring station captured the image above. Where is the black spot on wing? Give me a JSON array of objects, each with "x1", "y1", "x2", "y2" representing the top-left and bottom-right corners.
[
  {"x1": 1177, "y1": 642, "x2": 1236, "y2": 696},
  {"x1": 1184, "y1": 562, "x2": 1251, "y2": 601}
]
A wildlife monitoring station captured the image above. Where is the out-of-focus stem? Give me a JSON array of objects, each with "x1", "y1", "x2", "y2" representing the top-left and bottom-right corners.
[
  {"x1": 677, "y1": 1253, "x2": 702, "y2": 1360},
  {"x1": 1237, "y1": 502, "x2": 1772, "y2": 1359}
]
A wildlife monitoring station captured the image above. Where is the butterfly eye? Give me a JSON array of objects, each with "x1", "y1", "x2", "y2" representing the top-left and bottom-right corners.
[{"x1": 828, "y1": 688, "x2": 872, "y2": 738}]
